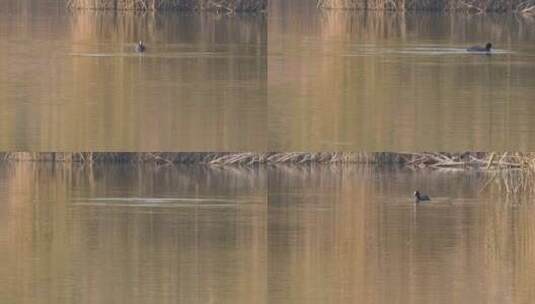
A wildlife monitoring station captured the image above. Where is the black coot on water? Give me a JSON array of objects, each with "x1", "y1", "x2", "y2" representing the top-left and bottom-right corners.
[
  {"x1": 467, "y1": 42, "x2": 492, "y2": 53},
  {"x1": 413, "y1": 190, "x2": 431, "y2": 202},
  {"x1": 135, "y1": 41, "x2": 145, "y2": 53}
]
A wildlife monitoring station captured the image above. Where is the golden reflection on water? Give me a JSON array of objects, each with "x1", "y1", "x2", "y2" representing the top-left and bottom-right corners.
[
  {"x1": 268, "y1": 0, "x2": 535, "y2": 151},
  {"x1": 0, "y1": 164, "x2": 535, "y2": 303},
  {"x1": 0, "y1": 3, "x2": 266, "y2": 151},
  {"x1": 268, "y1": 165, "x2": 535, "y2": 304},
  {"x1": 0, "y1": 163, "x2": 266, "y2": 304}
]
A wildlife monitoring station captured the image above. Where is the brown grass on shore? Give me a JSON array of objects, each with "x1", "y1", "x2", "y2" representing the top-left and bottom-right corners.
[
  {"x1": 316, "y1": 0, "x2": 535, "y2": 14},
  {"x1": 4, "y1": 152, "x2": 535, "y2": 194},
  {"x1": 400, "y1": 152, "x2": 535, "y2": 169},
  {"x1": 0, "y1": 152, "x2": 394, "y2": 165},
  {"x1": 2, "y1": 152, "x2": 535, "y2": 169},
  {"x1": 66, "y1": 0, "x2": 266, "y2": 12}
]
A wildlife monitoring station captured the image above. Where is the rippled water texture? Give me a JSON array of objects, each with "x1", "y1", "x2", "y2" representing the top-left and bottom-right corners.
[
  {"x1": 0, "y1": 163, "x2": 267, "y2": 303},
  {"x1": 0, "y1": 0, "x2": 266, "y2": 151},
  {"x1": 1, "y1": 163, "x2": 535, "y2": 303},
  {"x1": 268, "y1": 0, "x2": 535, "y2": 151}
]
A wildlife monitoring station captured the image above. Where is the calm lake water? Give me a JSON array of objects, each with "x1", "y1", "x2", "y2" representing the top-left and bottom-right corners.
[
  {"x1": 0, "y1": 0, "x2": 266, "y2": 151},
  {"x1": 0, "y1": 163, "x2": 267, "y2": 303},
  {"x1": 1, "y1": 163, "x2": 534, "y2": 303},
  {"x1": 269, "y1": 0, "x2": 535, "y2": 151},
  {"x1": 268, "y1": 165, "x2": 535, "y2": 304}
]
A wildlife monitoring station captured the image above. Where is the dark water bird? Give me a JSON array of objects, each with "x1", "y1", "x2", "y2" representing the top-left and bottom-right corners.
[
  {"x1": 135, "y1": 41, "x2": 145, "y2": 53},
  {"x1": 467, "y1": 42, "x2": 492, "y2": 53},
  {"x1": 413, "y1": 190, "x2": 431, "y2": 202}
]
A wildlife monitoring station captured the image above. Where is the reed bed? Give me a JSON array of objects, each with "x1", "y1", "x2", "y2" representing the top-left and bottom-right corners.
[
  {"x1": 4, "y1": 152, "x2": 535, "y2": 193},
  {"x1": 400, "y1": 152, "x2": 535, "y2": 169},
  {"x1": 0, "y1": 152, "x2": 259, "y2": 165},
  {"x1": 480, "y1": 169, "x2": 535, "y2": 195},
  {"x1": 0, "y1": 152, "x2": 403, "y2": 165},
  {"x1": 317, "y1": 0, "x2": 535, "y2": 14},
  {"x1": 0, "y1": 152, "x2": 533, "y2": 167},
  {"x1": 3, "y1": 152, "x2": 535, "y2": 168},
  {"x1": 66, "y1": 0, "x2": 266, "y2": 12}
]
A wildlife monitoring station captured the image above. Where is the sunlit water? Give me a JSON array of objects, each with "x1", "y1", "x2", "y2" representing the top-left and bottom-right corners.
[
  {"x1": 1, "y1": 163, "x2": 534, "y2": 303},
  {"x1": 268, "y1": 165, "x2": 535, "y2": 304},
  {"x1": 268, "y1": 0, "x2": 535, "y2": 151},
  {"x1": 0, "y1": 163, "x2": 267, "y2": 304},
  {"x1": 0, "y1": 0, "x2": 267, "y2": 151}
]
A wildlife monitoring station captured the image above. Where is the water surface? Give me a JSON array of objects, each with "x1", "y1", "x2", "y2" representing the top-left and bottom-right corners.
[
  {"x1": 268, "y1": 0, "x2": 535, "y2": 151},
  {"x1": 0, "y1": 163, "x2": 267, "y2": 303},
  {"x1": 0, "y1": 0, "x2": 266, "y2": 151},
  {"x1": 1, "y1": 163, "x2": 534, "y2": 303},
  {"x1": 268, "y1": 165, "x2": 535, "y2": 304}
]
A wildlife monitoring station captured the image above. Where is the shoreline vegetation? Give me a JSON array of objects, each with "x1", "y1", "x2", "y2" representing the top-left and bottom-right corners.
[
  {"x1": 3, "y1": 153, "x2": 534, "y2": 194},
  {"x1": 316, "y1": 0, "x2": 535, "y2": 14},
  {"x1": 66, "y1": 0, "x2": 266, "y2": 12},
  {"x1": 2, "y1": 152, "x2": 535, "y2": 169}
]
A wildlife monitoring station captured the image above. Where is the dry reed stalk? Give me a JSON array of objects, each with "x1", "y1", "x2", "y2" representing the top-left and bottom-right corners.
[
  {"x1": 317, "y1": 0, "x2": 535, "y2": 13},
  {"x1": 66, "y1": 0, "x2": 266, "y2": 12},
  {"x1": 0, "y1": 152, "x2": 399, "y2": 165},
  {"x1": 4, "y1": 152, "x2": 535, "y2": 194},
  {"x1": 2, "y1": 152, "x2": 535, "y2": 170}
]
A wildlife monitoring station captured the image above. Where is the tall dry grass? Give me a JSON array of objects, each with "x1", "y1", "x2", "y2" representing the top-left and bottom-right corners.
[
  {"x1": 67, "y1": 0, "x2": 266, "y2": 12},
  {"x1": 317, "y1": 0, "x2": 535, "y2": 13},
  {"x1": 2, "y1": 152, "x2": 535, "y2": 168},
  {"x1": 4, "y1": 152, "x2": 535, "y2": 194},
  {"x1": 0, "y1": 152, "x2": 403, "y2": 165}
]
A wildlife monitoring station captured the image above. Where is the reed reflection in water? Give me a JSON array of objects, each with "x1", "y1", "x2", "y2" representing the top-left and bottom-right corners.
[
  {"x1": 0, "y1": 1, "x2": 266, "y2": 151},
  {"x1": 269, "y1": 0, "x2": 535, "y2": 151},
  {"x1": 1, "y1": 163, "x2": 535, "y2": 303},
  {"x1": 0, "y1": 163, "x2": 266, "y2": 304},
  {"x1": 268, "y1": 165, "x2": 535, "y2": 304}
]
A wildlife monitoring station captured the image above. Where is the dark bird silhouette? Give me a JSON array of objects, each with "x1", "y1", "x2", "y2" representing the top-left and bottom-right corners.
[
  {"x1": 413, "y1": 190, "x2": 431, "y2": 202},
  {"x1": 135, "y1": 41, "x2": 145, "y2": 53},
  {"x1": 467, "y1": 42, "x2": 492, "y2": 53}
]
